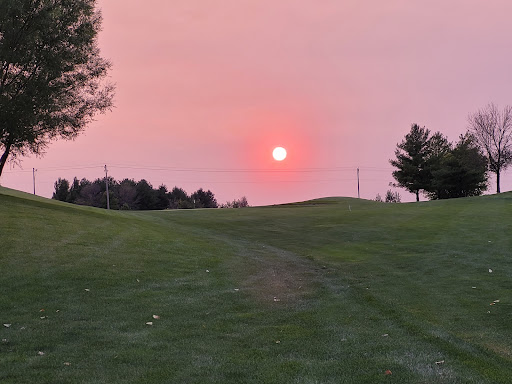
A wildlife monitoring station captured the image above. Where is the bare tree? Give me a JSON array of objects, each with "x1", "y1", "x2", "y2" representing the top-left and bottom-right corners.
[{"x1": 468, "y1": 103, "x2": 512, "y2": 193}]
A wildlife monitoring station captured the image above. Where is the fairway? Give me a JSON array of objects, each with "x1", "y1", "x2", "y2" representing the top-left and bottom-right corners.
[{"x1": 1, "y1": 187, "x2": 511, "y2": 383}]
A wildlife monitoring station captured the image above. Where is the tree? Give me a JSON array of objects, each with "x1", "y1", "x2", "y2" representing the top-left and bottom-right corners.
[
  {"x1": 118, "y1": 178, "x2": 137, "y2": 210},
  {"x1": 423, "y1": 132, "x2": 451, "y2": 199},
  {"x1": 468, "y1": 103, "x2": 512, "y2": 193},
  {"x1": 425, "y1": 134, "x2": 488, "y2": 200},
  {"x1": 385, "y1": 190, "x2": 401, "y2": 203},
  {"x1": 52, "y1": 177, "x2": 69, "y2": 201},
  {"x1": 135, "y1": 179, "x2": 156, "y2": 210},
  {"x1": 390, "y1": 124, "x2": 432, "y2": 201},
  {"x1": 221, "y1": 196, "x2": 250, "y2": 208},
  {"x1": 0, "y1": 0, "x2": 114, "y2": 176},
  {"x1": 191, "y1": 188, "x2": 218, "y2": 208},
  {"x1": 155, "y1": 185, "x2": 169, "y2": 210},
  {"x1": 168, "y1": 186, "x2": 190, "y2": 209}
]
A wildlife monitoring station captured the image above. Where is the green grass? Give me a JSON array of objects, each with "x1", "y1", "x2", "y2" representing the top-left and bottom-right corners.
[{"x1": 1, "y1": 186, "x2": 511, "y2": 383}]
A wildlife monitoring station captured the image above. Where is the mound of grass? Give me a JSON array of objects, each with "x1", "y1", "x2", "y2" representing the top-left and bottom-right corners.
[{"x1": 1, "y1": 186, "x2": 511, "y2": 383}]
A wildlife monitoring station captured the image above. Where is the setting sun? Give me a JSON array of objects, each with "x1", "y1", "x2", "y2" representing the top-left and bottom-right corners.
[{"x1": 272, "y1": 147, "x2": 287, "y2": 161}]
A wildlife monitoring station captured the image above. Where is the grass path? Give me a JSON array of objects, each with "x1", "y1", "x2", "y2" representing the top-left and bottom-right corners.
[{"x1": 1, "y1": 187, "x2": 511, "y2": 383}]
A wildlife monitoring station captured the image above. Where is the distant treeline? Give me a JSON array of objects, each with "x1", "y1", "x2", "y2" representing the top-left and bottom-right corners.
[{"x1": 52, "y1": 177, "x2": 248, "y2": 210}]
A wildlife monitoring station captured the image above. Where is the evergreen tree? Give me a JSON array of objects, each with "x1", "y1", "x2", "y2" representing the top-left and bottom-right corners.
[{"x1": 390, "y1": 124, "x2": 431, "y2": 201}]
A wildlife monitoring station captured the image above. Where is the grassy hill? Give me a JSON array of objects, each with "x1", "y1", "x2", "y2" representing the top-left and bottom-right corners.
[{"x1": 1, "y1": 186, "x2": 511, "y2": 383}]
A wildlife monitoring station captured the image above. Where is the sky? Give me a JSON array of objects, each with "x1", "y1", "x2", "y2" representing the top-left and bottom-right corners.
[{"x1": 2, "y1": 0, "x2": 512, "y2": 206}]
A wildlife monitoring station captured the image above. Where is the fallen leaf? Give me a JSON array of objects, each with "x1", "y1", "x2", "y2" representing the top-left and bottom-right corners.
[
  {"x1": 384, "y1": 370, "x2": 392, "y2": 375},
  {"x1": 152, "y1": 315, "x2": 160, "y2": 319},
  {"x1": 145, "y1": 322, "x2": 153, "y2": 326}
]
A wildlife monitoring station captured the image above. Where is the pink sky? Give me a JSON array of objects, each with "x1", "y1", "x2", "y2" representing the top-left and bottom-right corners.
[{"x1": 2, "y1": 0, "x2": 512, "y2": 205}]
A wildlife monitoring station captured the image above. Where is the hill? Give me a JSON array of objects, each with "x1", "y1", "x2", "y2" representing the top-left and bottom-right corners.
[{"x1": 1, "y1": 186, "x2": 511, "y2": 383}]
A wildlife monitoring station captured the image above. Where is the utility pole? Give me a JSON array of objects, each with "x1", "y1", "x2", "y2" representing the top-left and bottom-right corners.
[
  {"x1": 104, "y1": 164, "x2": 110, "y2": 210},
  {"x1": 357, "y1": 168, "x2": 360, "y2": 198},
  {"x1": 33, "y1": 168, "x2": 37, "y2": 195}
]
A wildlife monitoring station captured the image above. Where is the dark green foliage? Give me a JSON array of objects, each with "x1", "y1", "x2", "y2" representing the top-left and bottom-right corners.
[
  {"x1": 390, "y1": 124, "x2": 432, "y2": 201},
  {"x1": 384, "y1": 189, "x2": 401, "y2": 203},
  {"x1": 392, "y1": 126, "x2": 488, "y2": 201},
  {"x1": 191, "y1": 188, "x2": 218, "y2": 208},
  {"x1": 52, "y1": 177, "x2": 70, "y2": 201},
  {"x1": 168, "y1": 186, "x2": 190, "y2": 209},
  {"x1": 117, "y1": 178, "x2": 137, "y2": 209},
  {"x1": 134, "y1": 179, "x2": 156, "y2": 210},
  {"x1": 221, "y1": 196, "x2": 250, "y2": 208},
  {"x1": 426, "y1": 134, "x2": 489, "y2": 200},
  {"x1": 0, "y1": 0, "x2": 114, "y2": 175},
  {"x1": 52, "y1": 176, "x2": 219, "y2": 210},
  {"x1": 155, "y1": 185, "x2": 170, "y2": 210}
]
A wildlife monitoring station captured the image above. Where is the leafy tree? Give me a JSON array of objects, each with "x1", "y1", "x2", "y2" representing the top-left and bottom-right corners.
[
  {"x1": 0, "y1": 0, "x2": 114, "y2": 176},
  {"x1": 169, "y1": 186, "x2": 191, "y2": 209},
  {"x1": 135, "y1": 179, "x2": 156, "y2": 210},
  {"x1": 390, "y1": 124, "x2": 432, "y2": 201},
  {"x1": 468, "y1": 103, "x2": 512, "y2": 193},
  {"x1": 118, "y1": 179, "x2": 137, "y2": 210},
  {"x1": 53, "y1": 177, "x2": 70, "y2": 201},
  {"x1": 191, "y1": 188, "x2": 218, "y2": 208},
  {"x1": 77, "y1": 180, "x2": 101, "y2": 207},
  {"x1": 426, "y1": 134, "x2": 488, "y2": 199},
  {"x1": 68, "y1": 177, "x2": 82, "y2": 203},
  {"x1": 385, "y1": 190, "x2": 401, "y2": 203},
  {"x1": 221, "y1": 196, "x2": 250, "y2": 208}
]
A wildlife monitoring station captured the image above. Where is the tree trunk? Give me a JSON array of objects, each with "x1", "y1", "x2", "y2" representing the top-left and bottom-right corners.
[
  {"x1": 415, "y1": 190, "x2": 419, "y2": 202},
  {"x1": 496, "y1": 170, "x2": 501, "y2": 193},
  {"x1": 0, "y1": 142, "x2": 12, "y2": 177}
]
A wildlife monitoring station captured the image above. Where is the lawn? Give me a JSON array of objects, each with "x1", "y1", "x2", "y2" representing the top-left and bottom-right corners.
[{"x1": 1, "y1": 186, "x2": 511, "y2": 383}]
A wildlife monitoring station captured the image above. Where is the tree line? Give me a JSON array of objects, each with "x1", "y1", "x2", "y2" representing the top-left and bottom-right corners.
[
  {"x1": 390, "y1": 103, "x2": 512, "y2": 201},
  {"x1": 52, "y1": 177, "x2": 248, "y2": 210}
]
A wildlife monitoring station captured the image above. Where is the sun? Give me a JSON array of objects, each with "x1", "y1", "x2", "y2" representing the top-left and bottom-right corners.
[{"x1": 272, "y1": 146, "x2": 287, "y2": 161}]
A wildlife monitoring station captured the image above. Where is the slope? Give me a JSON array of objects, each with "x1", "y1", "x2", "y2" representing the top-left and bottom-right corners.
[{"x1": 1, "y1": 187, "x2": 511, "y2": 383}]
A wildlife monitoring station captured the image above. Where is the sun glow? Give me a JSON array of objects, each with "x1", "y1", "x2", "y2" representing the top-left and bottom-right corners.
[{"x1": 272, "y1": 147, "x2": 287, "y2": 161}]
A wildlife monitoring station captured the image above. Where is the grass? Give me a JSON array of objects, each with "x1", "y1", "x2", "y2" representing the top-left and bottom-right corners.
[{"x1": 1, "y1": 186, "x2": 511, "y2": 383}]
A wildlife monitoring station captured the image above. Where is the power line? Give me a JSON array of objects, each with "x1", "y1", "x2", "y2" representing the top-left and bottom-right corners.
[{"x1": 3, "y1": 164, "x2": 394, "y2": 174}]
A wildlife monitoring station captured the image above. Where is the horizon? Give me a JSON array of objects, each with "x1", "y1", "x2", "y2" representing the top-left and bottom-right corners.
[{"x1": 2, "y1": 0, "x2": 512, "y2": 205}]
